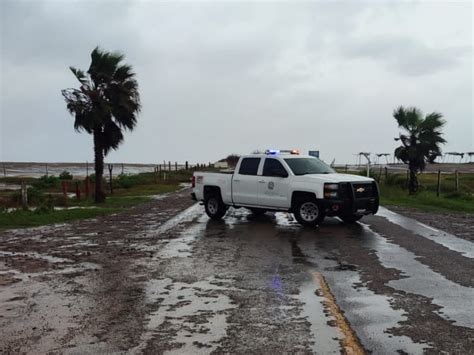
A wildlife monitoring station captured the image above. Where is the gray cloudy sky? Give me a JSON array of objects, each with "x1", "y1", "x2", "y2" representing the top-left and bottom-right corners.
[{"x1": 1, "y1": 0, "x2": 472, "y2": 164}]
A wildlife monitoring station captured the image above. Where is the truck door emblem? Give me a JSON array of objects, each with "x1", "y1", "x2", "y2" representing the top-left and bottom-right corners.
[
  {"x1": 356, "y1": 187, "x2": 365, "y2": 193},
  {"x1": 268, "y1": 181, "x2": 274, "y2": 190}
]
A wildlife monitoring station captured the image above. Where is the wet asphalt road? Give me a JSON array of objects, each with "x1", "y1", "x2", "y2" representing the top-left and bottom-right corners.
[{"x1": 1, "y1": 190, "x2": 473, "y2": 354}]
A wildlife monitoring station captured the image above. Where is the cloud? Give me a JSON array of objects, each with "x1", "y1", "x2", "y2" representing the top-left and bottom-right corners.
[
  {"x1": 1, "y1": 0, "x2": 472, "y2": 164},
  {"x1": 344, "y1": 35, "x2": 471, "y2": 77}
]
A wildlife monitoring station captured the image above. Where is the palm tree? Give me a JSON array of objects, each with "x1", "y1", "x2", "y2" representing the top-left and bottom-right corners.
[
  {"x1": 62, "y1": 47, "x2": 141, "y2": 203},
  {"x1": 393, "y1": 106, "x2": 446, "y2": 194}
]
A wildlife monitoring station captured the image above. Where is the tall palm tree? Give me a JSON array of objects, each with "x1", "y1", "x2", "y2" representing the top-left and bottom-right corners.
[
  {"x1": 62, "y1": 47, "x2": 141, "y2": 202},
  {"x1": 393, "y1": 106, "x2": 446, "y2": 194}
]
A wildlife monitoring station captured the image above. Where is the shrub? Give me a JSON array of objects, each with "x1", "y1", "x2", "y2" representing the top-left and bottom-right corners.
[
  {"x1": 59, "y1": 170, "x2": 73, "y2": 180},
  {"x1": 32, "y1": 175, "x2": 60, "y2": 189},
  {"x1": 116, "y1": 174, "x2": 133, "y2": 188}
]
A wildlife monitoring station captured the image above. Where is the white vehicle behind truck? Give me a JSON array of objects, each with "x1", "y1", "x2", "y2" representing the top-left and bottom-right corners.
[{"x1": 191, "y1": 150, "x2": 379, "y2": 226}]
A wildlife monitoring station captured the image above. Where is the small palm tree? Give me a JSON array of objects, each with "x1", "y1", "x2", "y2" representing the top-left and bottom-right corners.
[
  {"x1": 393, "y1": 106, "x2": 446, "y2": 194},
  {"x1": 62, "y1": 47, "x2": 141, "y2": 203}
]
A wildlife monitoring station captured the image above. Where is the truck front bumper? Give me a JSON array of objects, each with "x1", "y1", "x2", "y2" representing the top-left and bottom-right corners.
[
  {"x1": 322, "y1": 181, "x2": 380, "y2": 217},
  {"x1": 322, "y1": 197, "x2": 379, "y2": 217}
]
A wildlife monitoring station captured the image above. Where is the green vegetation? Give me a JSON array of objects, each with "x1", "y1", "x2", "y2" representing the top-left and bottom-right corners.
[
  {"x1": 0, "y1": 167, "x2": 199, "y2": 230},
  {"x1": 392, "y1": 106, "x2": 446, "y2": 194},
  {"x1": 62, "y1": 47, "x2": 141, "y2": 203},
  {"x1": 378, "y1": 171, "x2": 473, "y2": 214},
  {"x1": 0, "y1": 208, "x2": 117, "y2": 230}
]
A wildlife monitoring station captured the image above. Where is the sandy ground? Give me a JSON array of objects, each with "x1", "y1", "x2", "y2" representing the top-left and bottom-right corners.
[{"x1": 0, "y1": 189, "x2": 473, "y2": 354}]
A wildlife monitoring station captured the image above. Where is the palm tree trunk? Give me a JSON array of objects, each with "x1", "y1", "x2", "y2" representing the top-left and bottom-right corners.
[
  {"x1": 93, "y1": 131, "x2": 106, "y2": 203},
  {"x1": 408, "y1": 165, "x2": 418, "y2": 195}
]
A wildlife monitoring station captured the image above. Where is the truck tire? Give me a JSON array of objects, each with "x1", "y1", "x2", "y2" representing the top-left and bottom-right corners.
[
  {"x1": 204, "y1": 194, "x2": 227, "y2": 220},
  {"x1": 249, "y1": 208, "x2": 267, "y2": 216},
  {"x1": 293, "y1": 199, "x2": 324, "y2": 227},
  {"x1": 340, "y1": 215, "x2": 363, "y2": 224}
]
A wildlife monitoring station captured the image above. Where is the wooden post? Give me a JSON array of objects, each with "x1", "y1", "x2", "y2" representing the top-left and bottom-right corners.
[
  {"x1": 86, "y1": 161, "x2": 89, "y2": 177},
  {"x1": 384, "y1": 167, "x2": 388, "y2": 181},
  {"x1": 21, "y1": 180, "x2": 28, "y2": 210},
  {"x1": 75, "y1": 181, "x2": 81, "y2": 201},
  {"x1": 45, "y1": 163, "x2": 48, "y2": 177},
  {"x1": 175, "y1": 162, "x2": 178, "y2": 171},
  {"x1": 437, "y1": 170, "x2": 441, "y2": 197},
  {"x1": 121, "y1": 163, "x2": 124, "y2": 175},
  {"x1": 168, "y1": 161, "x2": 171, "y2": 171},
  {"x1": 61, "y1": 180, "x2": 69, "y2": 207},
  {"x1": 455, "y1": 170, "x2": 459, "y2": 193},
  {"x1": 185, "y1": 161, "x2": 189, "y2": 170},
  {"x1": 2, "y1": 163, "x2": 6, "y2": 177},
  {"x1": 108, "y1": 164, "x2": 113, "y2": 195}
]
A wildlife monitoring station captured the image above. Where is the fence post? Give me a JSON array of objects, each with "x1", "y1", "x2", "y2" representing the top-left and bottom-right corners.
[
  {"x1": 185, "y1": 161, "x2": 189, "y2": 170},
  {"x1": 455, "y1": 170, "x2": 459, "y2": 193},
  {"x1": 121, "y1": 163, "x2": 124, "y2": 175},
  {"x1": 168, "y1": 161, "x2": 171, "y2": 171},
  {"x1": 108, "y1": 164, "x2": 113, "y2": 194},
  {"x1": 384, "y1": 167, "x2": 388, "y2": 182},
  {"x1": 86, "y1": 161, "x2": 89, "y2": 177},
  {"x1": 85, "y1": 177, "x2": 90, "y2": 198},
  {"x1": 75, "y1": 181, "x2": 81, "y2": 201},
  {"x1": 61, "y1": 180, "x2": 69, "y2": 207},
  {"x1": 437, "y1": 170, "x2": 441, "y2": 197},
  {"x1": 2, "y1": 163, "x2": 6, "y2": 177},
  {"x1": 21, "y1": 180, "x2": 28, "y2": 210},
  {"x1": 175, "y1": 162, "x2": 178, "y2": 171},
  {"x1": 45, "y1": 163, "x2": 48, "y2": 177}
]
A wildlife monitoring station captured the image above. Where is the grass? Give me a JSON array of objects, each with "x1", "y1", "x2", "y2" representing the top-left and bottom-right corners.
[
  {"x1": 378, "y1": 172, "x2": 474, "y2": 214},
  {"x1": 0, "y1": 177, "x2": 183, "y2": 230},
  {"x1": 0, "y1": 207, "x2": 118, "y2": 229},
  {"x1": 380, "y1": 185, "x2": 474, "y2": 214}
]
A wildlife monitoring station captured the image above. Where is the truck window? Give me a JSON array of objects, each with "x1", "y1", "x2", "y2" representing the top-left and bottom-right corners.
[
  {"x1": 238, "y1": 158, "x2": 261, "y2": 175},
  {"x1": 263, "y1": 158, "x2": 288, "y2": 177}
]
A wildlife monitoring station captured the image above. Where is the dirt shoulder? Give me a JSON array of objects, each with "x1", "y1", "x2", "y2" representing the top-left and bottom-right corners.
[
  {"x1": 0, "y1": 188, "x2": 195, "y2": 353},
  {"x1": 386, "y1": 205, "x2": 474, "y2": 242}
]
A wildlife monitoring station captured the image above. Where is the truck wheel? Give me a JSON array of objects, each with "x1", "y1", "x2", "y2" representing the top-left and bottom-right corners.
[
  {"x1": 294, "y1": 199, "x2": 324, "y2": 227},
  {"x1": 340, "y1": 215, "x2": 363, "y2": 224},
  {"x1": 204, "y1": 194, "x2": 227, "y2": 220},
  {"x1": 249, "y1": 208, "x2": 267, "y2": 216}
]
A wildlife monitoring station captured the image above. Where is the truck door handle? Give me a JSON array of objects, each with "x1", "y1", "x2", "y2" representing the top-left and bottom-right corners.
[{"x1": 258, "y1": 180, "x2": 265, "y2": 183}]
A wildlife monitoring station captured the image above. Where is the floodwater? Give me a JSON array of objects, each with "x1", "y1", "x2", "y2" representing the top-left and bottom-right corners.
[{"x1": 0, "y1": 189, "x2": 473, "y2": 353}]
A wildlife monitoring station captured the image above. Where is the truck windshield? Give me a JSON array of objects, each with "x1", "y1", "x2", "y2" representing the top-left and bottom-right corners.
[{"x1": 284, "y1": 158, "x2": 335, "y2": 175}]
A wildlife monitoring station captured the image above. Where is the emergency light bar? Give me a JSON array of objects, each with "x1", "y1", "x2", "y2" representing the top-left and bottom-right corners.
[{"x1": 265, "y1": 149, "x2": 300, "y2": 155}]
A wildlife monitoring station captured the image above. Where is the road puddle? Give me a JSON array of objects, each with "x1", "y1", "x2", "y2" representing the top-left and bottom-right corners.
[
  {"x1": 297, "y1": 275, "x2": 343, "y2": 354},
  {"x1": 132, "y1": 276, "x2": 237, "y2": 353},
  {"x1": 377, "y1": 207, "x2": 474, "y2": 258},
  {"x1": 155, "y1": 215, "x2": 208, "y2": 259},
  {"x1": 360, "y1": 223, "x2": 474, "y2": 328}
]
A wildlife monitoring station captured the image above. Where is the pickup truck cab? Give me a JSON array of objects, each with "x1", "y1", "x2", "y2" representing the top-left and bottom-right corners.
[{"x1": 191, "y1": 150, "x2": 379, "y2": 226}]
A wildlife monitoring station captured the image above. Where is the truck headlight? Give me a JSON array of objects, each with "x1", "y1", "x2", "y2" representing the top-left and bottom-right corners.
[{"x1": 324, "y1": 183, "x2": 339, "y2": 198}]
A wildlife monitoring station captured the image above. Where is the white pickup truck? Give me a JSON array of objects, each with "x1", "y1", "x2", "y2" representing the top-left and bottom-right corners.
[{"x1": 191, "y1": 151, "x2": 379, "y2": 226}]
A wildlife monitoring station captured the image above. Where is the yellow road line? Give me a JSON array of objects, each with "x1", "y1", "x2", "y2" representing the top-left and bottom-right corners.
[{"x1": 312, "y1": 271, "x2": 365, "y2": 355}]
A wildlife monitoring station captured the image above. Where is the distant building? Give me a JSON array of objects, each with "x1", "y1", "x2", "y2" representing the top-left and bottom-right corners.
[{"x1": 214, "y1": 160, "x2": 229, "y2": 169}]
